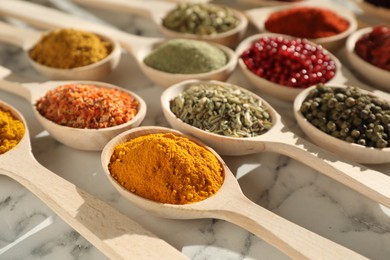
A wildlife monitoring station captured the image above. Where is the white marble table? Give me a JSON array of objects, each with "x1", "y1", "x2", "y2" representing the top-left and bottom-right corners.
[{"x1": 0, "y1": 0, "x2": 390, "y2": 259}]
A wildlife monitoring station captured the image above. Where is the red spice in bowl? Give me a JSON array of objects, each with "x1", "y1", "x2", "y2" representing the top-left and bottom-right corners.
[
  {"x1": 264, "y1": 7, "x2": 349, "y2": 39},
  {"x1": 240, "y1": 36, "x2": 336, "y2": 88},
  {"x1": 35, "y1": 84, "x2": 139, "y2": 129},
  {"x1": 354, "y1": 25, "x2": 390, "y2": 72}
]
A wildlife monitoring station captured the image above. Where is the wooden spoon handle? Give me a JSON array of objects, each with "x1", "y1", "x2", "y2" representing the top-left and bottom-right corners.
[
  {"x1": 0, "y1": 21, "x2": 40, "y2": 49},
  {"x1": 0, "y1": 0, "x2": 161, "y2": 56},
  {"x1": 71, "y1": 0, "x2": 175, "y2": 20},
  {"x1": 265, "y1": 131, "x2": 390, "y2": 208},
  {"x1": 0, "y1": 78, "x2": 32, "y2": 101},
  {"x1": 0, "y1": 152, "x2": 186, "y2": 259},
  {"x1": 213, "y1": 194, "x2": 367, "y2": 259}
]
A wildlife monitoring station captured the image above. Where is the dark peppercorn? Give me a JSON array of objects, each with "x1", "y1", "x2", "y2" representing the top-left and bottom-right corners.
[{"x1": 300, "y1": 84, "x2": 390, "y2": 148}]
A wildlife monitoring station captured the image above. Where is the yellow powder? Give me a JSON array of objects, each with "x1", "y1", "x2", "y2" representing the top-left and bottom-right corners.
[
  {"x1": 109, "y1": 133, "x2": 224, "y2": 204},
  {"x1": 29, "y1": 28, "x2": 112, "y2": 69},
  {"x1": 0, "y1": 108, "x2": 25, "y2": 154}
]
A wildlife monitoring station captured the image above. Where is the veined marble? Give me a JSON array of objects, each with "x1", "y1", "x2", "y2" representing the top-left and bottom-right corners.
[{"x1": 0, "y1": 0, "x2": 390, "y2": 259}]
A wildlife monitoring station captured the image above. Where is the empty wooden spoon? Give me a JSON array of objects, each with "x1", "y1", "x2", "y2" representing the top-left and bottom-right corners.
[
  {"x1": 161, "y1": 79, "x2": 390, "y2": 208},
  {"x1": 70, "y1": 0, "x2": 248, "y2": 48},
  {"x1": 0, "y1": 0, "x2": 237, "y2": 88},
  {"x1": 0, "y1": 76, "x2": 146, "y2": 151},
  {"x1": 0, "y1": 21, "x2": 121, "y2": 81},
  {"x1": 0, "y1": 101, "x2": 186, "y2": 259},
  {"x1": 101, "y1": 125, "x2": 367, "y2": 259}
]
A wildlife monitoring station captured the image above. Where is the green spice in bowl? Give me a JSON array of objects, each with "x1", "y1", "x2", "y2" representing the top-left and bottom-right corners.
[
  {"x1": 167, "y1": 82, "x2": 273, "y2": 138},
  {"x1": 143, "y1": 39, "x2": 228, "y2": 74},
  {"x1": 162, "y1": 3, "x2": 241, "y2": 36}
]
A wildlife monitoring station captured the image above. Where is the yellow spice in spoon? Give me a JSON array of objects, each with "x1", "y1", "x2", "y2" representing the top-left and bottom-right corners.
[
  {"x1": 0, "y1": 107, "x2": 25, "y2": 154},
  {"x1": 109, "y1": 133, "x2": 224, "y2": 204},
  {"x1": 29, "y1": 28, "x2": 112, "y2": 69}
]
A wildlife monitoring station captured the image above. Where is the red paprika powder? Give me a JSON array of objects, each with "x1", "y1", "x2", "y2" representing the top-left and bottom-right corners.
[{"x1": 265, "y1": 7, "x2": 349, "y2": 39}]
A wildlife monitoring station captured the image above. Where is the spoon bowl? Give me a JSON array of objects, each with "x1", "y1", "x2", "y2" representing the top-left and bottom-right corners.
[
  {"x1": 0, "y1": 101, "x2": 184, "y2": 259},
  {"x1": 345, "y1": 27, "x2": 390, "y2": 92},
  {"x1": 161, "y1": 79, "x2": 390, "y2": 208},
  {"x1": 71, "y1": 0, "x2": 248, "y2": 48},
  {"x1": 101, "y1": 125, "x2": 365, "y2": 259},
  {"x1": 235, "y1": 33, "x2": 343, "y2": 101},
  {"x1": 136, "y1": 40, "x2": 237, "y2": 89},
  {"x1": 0, "y1": 1, "x2": 238, "y2": 89},
  {"x1": 239, "y1": 0, "x2": 309, "y2": 7},
  {"x1": 0, "y1": 76, "x2": 146, "y2": 151},
  {"x1": 294, "y1": 84, "x2": 390, "y2": 164},
  {"x1": 0, "y1": 21, "x2": 121, "y2": 81},
  {"x1": 244, "y1": 2, "x2": 358, "y2": 52}
]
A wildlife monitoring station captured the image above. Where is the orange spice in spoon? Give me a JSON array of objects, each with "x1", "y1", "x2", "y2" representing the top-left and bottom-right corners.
[{"x1": 0, "y1": 107, "x2": 25, "y2": 154}]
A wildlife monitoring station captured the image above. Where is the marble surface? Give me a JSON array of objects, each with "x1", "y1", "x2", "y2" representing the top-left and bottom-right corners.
[{"x1": 0, "y1": 0, "x2": 390, "y2": 259}]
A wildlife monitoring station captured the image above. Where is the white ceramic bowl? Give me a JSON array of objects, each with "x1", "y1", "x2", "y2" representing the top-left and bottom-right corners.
[
  {"x1": 244, "y1": 2, "x2": 358, "y2": 52},
  {"x1": 236, "y1": 33, "x2": 343, "y2": 102},
  {"x1": 345, "y1": 27, "x2": 390, "y2": 92}
]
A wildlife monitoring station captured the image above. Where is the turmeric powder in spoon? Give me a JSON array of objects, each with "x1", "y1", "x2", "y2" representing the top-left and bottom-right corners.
[
  {"x1": 29, "y1": 28, "x2": 112, "y2": 69},
  {"x1": 109, "y1": 132, "x2": 224, "y2": 204},
  {"x1": 0, "y1": 107, "x2": 25, "y2": 154}
]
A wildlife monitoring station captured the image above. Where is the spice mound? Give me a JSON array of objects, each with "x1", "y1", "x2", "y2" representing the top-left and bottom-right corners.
[
  {"x1": 29, "y1": 29, "x2": 112, "y2": 69},
  {"x1": 300, "y1": 84, "x2": 390, "y2": 148},
  {"x1": 109, "y1": 133, "x2": 224, "y2": 204},
  {"x1": 170, "y1": 83, "x2": 273, "y2": 137},
  {"x1": 354, "y1": 25, "x2": 390, "y2": 71},
  {"x1": 162, "y1": 3, "x2": 240, "y2": 35},
  {"x1": 240, "y1": 36, "x2": 336, "y2": 88},
  {"x1": 35, "y1": 84, "x2": 139, "y2": 129},
  {"x1": 0, "y1": 107, "x2": 25, "y2": 154},
  {"x1": 265, "y1": 7, "x2": 349, "y2": 39},
  {"x1": 143, "y1": 39, "x2": 227, "y2": 74}
]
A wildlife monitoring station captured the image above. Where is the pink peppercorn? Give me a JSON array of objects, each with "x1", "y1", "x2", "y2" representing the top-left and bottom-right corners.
[
  {"x1": 240, "y1": 36, "x2": 336, "y2": 88},
  {"x1": 35, "y1": 84, "x2": 139, "y2": 129}
]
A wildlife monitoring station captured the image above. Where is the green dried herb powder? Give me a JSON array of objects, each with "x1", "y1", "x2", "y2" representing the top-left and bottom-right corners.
[
  {"x1": 162, "y1": 3, "x2": 240, "y2": 35},
  {"x1": 143, "y1": 39, "x2": 228, "y2": 74},
  {"x1": 170, "y1": 84, "x2": 273, "y2": 137}
]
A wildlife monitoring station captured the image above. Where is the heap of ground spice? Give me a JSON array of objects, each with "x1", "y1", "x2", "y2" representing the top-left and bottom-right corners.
[
  {"x1": 35, "y1": 84, "x2": 139, "y2": 129},
  {"x1": 0, "y1": 107, "x2": 25, "y2": 154},
  {"x1": 265, "y1": 7, "x2": 349, "y2": 39},
  {"x1": 143, "y1": 39, "x2": 227, "y2": 74},
  {"x1": 29, "y1": 29, "x2": 112, "y2": 69},
  {"x1": 109, "y1": 133, "x2": 224, "y2": 204}
]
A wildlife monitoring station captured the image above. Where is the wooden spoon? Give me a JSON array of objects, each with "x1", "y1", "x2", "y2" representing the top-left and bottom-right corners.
[
  {"x1": 70, "y1": 0, "x2": 248, "y2": 48},
  {"x1": 0, "y1": 0, "x2": 237, "y2": 88},
  {"x1": 235, "y1": 33, "x2": 344, "y2": 101},
  {"x1": 101, "y1": 125, "x2": 367, "y2": 259},
  {"x1": 238, "y1": 0, "x2": 310, "y2": 7},
  {"x1": 0, "y1": 21, "x2": 121, "y2": 81},
  {"x1": 161, "y1": 80, "x2": 390, "y2": 208},
  {"x1": 0, "y1": 101, "x2": 186, "y2": 260},
  {"x1": 244, "y1": 1, "x2": 358, "y2": 52},
  {"x1": 0, "y1": 76, "x2": 146, "y2": 151}
]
